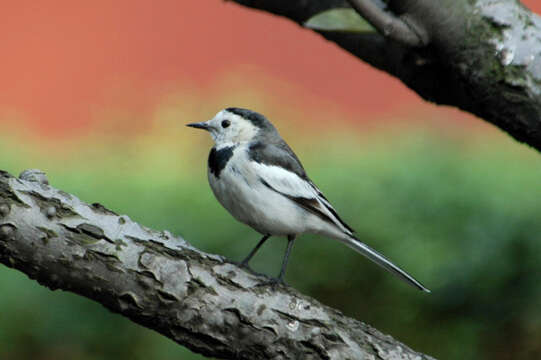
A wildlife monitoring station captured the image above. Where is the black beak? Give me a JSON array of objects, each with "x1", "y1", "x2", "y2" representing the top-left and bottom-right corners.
[{"x1": 186, "y1": 122, "x2": 209, "y2": 130}]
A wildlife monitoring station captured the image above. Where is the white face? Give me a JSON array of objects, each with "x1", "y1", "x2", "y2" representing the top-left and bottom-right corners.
[{"x1": 202, "y1": 109, "x2": 260, "y2": 145}]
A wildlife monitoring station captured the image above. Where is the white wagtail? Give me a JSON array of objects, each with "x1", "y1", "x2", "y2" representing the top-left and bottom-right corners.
[{"x1": 188, "y1": 107, "x2": 429, "y2": 292}]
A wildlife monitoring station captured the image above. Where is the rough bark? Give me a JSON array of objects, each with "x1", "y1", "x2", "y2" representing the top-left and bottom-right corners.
[
  {"x1": 0, "y1": 169, "x2": 434, "y2": 360},
  {"x1": 231, "y1": 0, "x2": 541, "y2": 152}
]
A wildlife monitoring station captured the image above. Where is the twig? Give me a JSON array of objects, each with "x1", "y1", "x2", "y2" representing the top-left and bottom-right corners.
[{"x1": 346, "y1": 0, "x2": 429, "y2": 47}]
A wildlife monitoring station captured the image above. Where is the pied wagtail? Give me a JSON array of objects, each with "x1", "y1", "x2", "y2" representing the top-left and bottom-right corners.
[{"x1": 188, "y1": 107, "x2": 429, "y2": 292}]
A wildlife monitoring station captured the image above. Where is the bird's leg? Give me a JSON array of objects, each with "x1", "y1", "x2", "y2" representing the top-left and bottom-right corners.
[
  {"x1": 239, "y1": 234, "x2": 270, "y2": 268},
  {"x1": 254, "y1": 235, "x2": 296, "y2": 288},
  {"x1": 276, "y1": 235, "x2": 296, "y2": 285}
]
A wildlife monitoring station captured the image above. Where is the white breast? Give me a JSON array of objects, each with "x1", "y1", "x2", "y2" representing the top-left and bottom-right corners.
[{"x1": 208, "y1": 145, "x2": 311, "y2": 236}]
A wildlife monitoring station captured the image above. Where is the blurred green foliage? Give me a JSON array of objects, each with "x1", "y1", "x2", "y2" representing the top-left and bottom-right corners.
[{"x1": 0, "y1": 124, "x2": 540, "y2": 360}]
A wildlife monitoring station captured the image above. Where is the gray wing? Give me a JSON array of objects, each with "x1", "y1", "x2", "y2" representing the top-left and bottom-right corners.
[{"x1": 249, "y1": 141, "x2": 354, "y2": 235}]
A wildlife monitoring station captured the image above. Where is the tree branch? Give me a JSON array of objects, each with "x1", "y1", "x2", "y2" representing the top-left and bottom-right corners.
[
  {"x1": 230, "y1": 0, "x2": 541, "y2": 152},
  {"x1": 0, "y1": 169, "x2": 434, "y2": 360}
]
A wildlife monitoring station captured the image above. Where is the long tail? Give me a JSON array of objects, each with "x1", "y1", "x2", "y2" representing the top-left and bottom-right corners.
[{"x1": 343, "y1": 235, "x2": 430, "y2": 293}]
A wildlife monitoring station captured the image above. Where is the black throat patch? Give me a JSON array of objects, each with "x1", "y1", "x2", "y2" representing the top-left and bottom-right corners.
[{"x1": 208, "y1": 146, "x2": 234, "y2": 178}]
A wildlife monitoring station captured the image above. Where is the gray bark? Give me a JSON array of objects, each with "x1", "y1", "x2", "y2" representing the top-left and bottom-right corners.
[
  {"x1": 231, "y1": 0, "x2": 541, "y2": 152},
  {"x1": 0, "y1": 169, "x2": 434, "y2": 360}
]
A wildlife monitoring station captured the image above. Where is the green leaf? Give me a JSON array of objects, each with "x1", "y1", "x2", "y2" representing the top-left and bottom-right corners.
[{"x1": 304, "y1": 8, "x2": 375, "y2": 33}]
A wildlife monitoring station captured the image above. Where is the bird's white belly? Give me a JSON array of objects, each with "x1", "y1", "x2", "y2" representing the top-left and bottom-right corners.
[{"x1": 208, "y1": 155, "x2": 308, "y2": 236}]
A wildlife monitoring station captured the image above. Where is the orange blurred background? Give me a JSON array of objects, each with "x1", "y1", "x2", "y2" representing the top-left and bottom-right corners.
[{"x1": 2, "y1": 0, "x2": 538, "y2": 137}]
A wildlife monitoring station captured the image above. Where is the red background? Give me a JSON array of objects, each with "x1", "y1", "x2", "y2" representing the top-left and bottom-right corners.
[{"x1": 1, "y1": 1, "x2": 539, "y2": 136}]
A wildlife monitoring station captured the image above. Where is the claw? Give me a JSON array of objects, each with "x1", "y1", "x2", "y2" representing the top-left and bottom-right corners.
[
  {"x1": 255, "y1": 277, "x2": 288, "y2": 288},
  {"x1": 232, "y1": 260, "x2": 255, "y2": 273}
]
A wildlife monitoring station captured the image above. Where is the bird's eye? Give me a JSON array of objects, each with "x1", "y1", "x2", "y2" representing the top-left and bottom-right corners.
[{"x1": 221, "y1": 120, "x2": 231, "y2": 128}]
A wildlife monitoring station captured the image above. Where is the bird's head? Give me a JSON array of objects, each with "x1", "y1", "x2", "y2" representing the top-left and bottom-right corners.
[{"x1": 187, "y1": 107, "x2": 276, "y2": 145}]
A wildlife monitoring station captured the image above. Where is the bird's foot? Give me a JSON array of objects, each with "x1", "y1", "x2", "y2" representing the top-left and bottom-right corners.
[
  {"x1": 255, "y1": 276, "x2": 288, "y2": 289},
  {"x1": 232, "y1": 259, "x2": 257, "y2": 274},
  {"x1": 238, "y1": 259, "x2": 250, "y2": 269},
  {"x1": 232, "y1": 258, "x2": 289, "y2": 288}
]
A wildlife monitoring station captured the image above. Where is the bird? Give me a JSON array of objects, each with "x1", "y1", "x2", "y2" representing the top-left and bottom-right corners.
[{"x1": 187, "y1": 107, "x2": 429, "y2": 292}]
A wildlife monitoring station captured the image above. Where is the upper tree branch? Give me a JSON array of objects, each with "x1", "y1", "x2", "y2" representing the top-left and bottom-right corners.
[
  {"x1": 0, "y1": 169, "x2": 434, "y2": 360},
  {"x1": 231, "y1": 0, "x2": 541, "y2": 152}
]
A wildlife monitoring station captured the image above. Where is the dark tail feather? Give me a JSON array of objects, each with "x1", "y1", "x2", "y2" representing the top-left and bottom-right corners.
[{"x1": 343, "y1": 236, "x2": 430, "y2": 293}]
